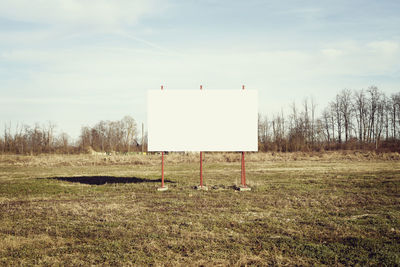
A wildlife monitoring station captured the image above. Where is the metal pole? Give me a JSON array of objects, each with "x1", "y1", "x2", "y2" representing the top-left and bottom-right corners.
[
  {"x1": 161, "y1": 152, "x2": 164, "y2": 188},
  {"x1": 241, "y1": 151, "x2": 246, "y2": 187},
  {"x1": 241, "y1": 152, "x2": 243, "y2": 185},
  {"x1": 161, "y1": 85, "x2": 164, "y2": 188},
  {"x1": 200, "y1": 85, "x2": 203, "y2": 188},
  {"x1": 200, "y1": 151, "x2": 203, "y2": 187},
  {"x1": 241, "y1": 85, "x2": 246, "y2": 187}
]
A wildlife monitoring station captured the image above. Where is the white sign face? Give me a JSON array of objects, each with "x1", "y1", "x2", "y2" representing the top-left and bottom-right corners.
[{"x1": 147, "y1": 89, "x2": 258, "y2": 151}]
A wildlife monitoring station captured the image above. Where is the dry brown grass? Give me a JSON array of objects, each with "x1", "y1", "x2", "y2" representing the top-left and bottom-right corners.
[
  {"x1": 0, "y1": 152, "x2": 399, "y2": 265},
  {"x1": 1, "y1": 151, "x2": 399, "y2": 167}
]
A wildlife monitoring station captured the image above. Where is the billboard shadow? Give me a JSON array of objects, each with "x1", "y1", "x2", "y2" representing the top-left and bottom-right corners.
[{"x1": 46, "y1": 176, "x2": 175, "y2": 185}]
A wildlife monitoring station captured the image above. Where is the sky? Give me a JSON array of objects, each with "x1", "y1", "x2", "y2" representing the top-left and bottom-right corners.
[{"x1": 1, "y1": 0, "x2": 400, "y2": 139}]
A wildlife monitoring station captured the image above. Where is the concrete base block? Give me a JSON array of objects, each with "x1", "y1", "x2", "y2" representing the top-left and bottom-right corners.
[
  {"x1": 157, "y1": 186, "x2": 168, "y2": 191},
  {"x1": 194, "y1": 185, "x2": 208, "y2": 191},
  {"x1": 238, "y1": 186, "x2": 251, "y2": 192}
]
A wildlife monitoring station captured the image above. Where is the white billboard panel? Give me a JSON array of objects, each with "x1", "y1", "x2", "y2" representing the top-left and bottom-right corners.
[{"x1": 147, "y1": 89, "x2": 258, "y2": 151}]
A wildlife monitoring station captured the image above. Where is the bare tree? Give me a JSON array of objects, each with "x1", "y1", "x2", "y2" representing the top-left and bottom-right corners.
[
  {"x1": 322, "y1": 107, "x2": 331, "y2": 143},
  {"x1": 122, "y1": 115, "x2": 137, "y2": 152},
  {"x1": 392, "y1": 93, "x2": 400, "y2": 139},
  {"x1": 353, "y1": 89, "x2": 368, "y2": 143},
  {"x1": 339, "y1": 89, "x2": 352, "y2": 142},
  {"x1": 366, "y1": 86, "x2": 380, "y2": 143},
  {"x1": 375, "y1": 94, "x2": 386, "y2": 149},
  {"x1": 331, "y1": 95, "x2": 343, "y2": 144},
  {"x1": 311, "y1": 97, "x2": 317, "y2": 146},
  {"x1": 272, "y1": 112, "x2": 286, "y2": 152}
]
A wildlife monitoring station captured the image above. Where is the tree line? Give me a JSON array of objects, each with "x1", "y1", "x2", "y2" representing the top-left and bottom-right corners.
[
  {"x1": 258, "y1": 86, "x2": 400, "y2": 152},
  {"x1": 1, "y1": 86, "x2": 399, "y2": 154},
  {"x1": 0, "y1": 116, "x2": 144, "y2": 154},
  {"x1": 1, "y1": 121, "x2": 71, "y2": 154},
  {"x1": 79, "y1": 116, "x2": 143, "y2": 153}
]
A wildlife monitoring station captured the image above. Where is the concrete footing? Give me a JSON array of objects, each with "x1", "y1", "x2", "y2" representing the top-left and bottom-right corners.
[
  {"x1": 237, "y1": 186, "x2": 251, "y2": 191},
  {"x1": 194, "y1": 185, "x2": 208, "y2": 191},
  {"x1": 157, "y1": 186, "x2": 168, "y2": 191}
]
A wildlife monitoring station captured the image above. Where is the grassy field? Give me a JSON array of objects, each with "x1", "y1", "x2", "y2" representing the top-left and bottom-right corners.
[{"x1": 0, "y1": 152, "x2": 399, "y2": 266}]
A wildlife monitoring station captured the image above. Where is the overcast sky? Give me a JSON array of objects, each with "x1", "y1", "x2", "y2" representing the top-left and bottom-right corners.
[{"x1": 1, "y1": 0, "x2": 399, "y2": 139}]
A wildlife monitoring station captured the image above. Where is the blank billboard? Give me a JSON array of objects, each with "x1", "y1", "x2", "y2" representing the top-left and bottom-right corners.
[{"x1": 147, "y1": 89, "x2": 258, "y2": 151}]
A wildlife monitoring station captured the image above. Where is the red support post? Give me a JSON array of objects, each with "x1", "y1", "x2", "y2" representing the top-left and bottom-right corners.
[
  {"x1": 157, "y1": 84, "x2": 168, "y2": 191},
  {"x1": 195, "y1": 84, "x2": 208, "y2": 190},
  {"x1": 200, "y1": 85, "x2": 203, "y2": 187},
  {"x1": 162, "y1": 85, "x2": 164, "y2": 188},
  {"x1": 239, "y1": 84, "x2": 249, "y2": 190},
  {"x1": 161, "y1": 151, "x2": 164, "y2": 187},
  {"x1": 200, "y1": 152, "x2": 203, "y2": 187},
  {"x1": 241, "y1": 151, "x2": 246, "y2": 187}
]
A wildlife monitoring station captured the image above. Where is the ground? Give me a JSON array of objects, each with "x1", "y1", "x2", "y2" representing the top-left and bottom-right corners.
[{"x1": 0, "y1": 152, "x2": 399, "y2": 266}]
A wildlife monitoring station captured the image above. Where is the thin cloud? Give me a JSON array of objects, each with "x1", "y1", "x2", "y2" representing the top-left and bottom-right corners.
[
  {"x1": 0, "y1": 0, "x2": 160, "y2": 28},
  {"x1": 116, "y1": 30, "x2": 177, "y2": 55}
]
